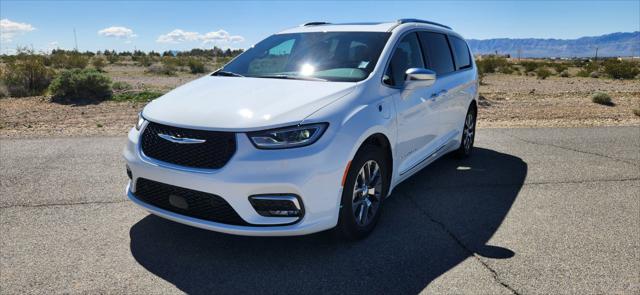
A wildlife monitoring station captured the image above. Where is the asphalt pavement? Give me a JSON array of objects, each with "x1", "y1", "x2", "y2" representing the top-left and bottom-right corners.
[{"x1": 1, "y1": 127, "x2": 639, "y2": 294}]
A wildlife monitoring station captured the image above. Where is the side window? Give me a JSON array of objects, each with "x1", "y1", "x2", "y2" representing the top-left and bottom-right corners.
[
  {"x1": 417, "y1": 32, "x2": 455, "y2": 75},
  {"x1": 384, "y1": 33, "x2": 425, "y2": 86},
  {"x1": 449, "y1": 36, "x2": 472, "y2": 70}
]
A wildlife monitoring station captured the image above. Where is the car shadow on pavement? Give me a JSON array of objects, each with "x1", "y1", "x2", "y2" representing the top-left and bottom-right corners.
[{"x1": 129, "y1": 147, "x2": 527, "y2": 294}]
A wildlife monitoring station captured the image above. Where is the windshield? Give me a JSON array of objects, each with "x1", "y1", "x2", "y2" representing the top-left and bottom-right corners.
[{"x1": 219, "y1": 32, "x2": 391, "y2": 82}]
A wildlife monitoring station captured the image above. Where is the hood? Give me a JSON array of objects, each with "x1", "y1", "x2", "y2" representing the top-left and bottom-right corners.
[{"x1": 142, "y1": 76, "x2": 356, "y2": 131}]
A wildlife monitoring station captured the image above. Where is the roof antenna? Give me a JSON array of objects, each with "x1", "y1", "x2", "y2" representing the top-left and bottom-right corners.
[{"x1": 73, "y1": 28, "x2": 78, "y2": 51}]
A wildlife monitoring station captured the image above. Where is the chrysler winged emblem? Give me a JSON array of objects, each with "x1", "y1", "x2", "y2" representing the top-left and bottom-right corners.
[{"x1": 158, "y1": 133, "x2": 206, "y2": 144}]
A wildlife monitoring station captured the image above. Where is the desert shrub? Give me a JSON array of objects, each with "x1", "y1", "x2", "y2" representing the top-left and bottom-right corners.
[
  {"x1": 591, "y1": 92, "x2": 612, "y2": 106},
  {"x1": 576, "y1": 69, "x2": 589, "y2": 77},
  {"x1": 602, "y1": 59, "x2": 639, "y2": 79},
  {"x1": 633, "y1": 109, "x2": 640, "y2": 117},
  {"x1": 50, "y1": 52, "x2": 89, "y2": 69},
  {"x1": 475, "y1": 56, "x2": 509, "y2": 74},
  {"x1": 589, "y1": 71, "x2": 600, "y2": 78},
  {"x1": 188, "y1": 58, "x2": 206, "y2": 74},
  {"x1": 559, "y1": 70, "x2": 570, "y2": 77},
  {"x1": 0, "y1": 81, "x2": 9, "y2": 98},
  {"x1": 48, "y1": 69, "x2": 112, "y2": 101},
  {"x1": 92, "y1": 57, "x2": 106, "y2": 71},
  {"x1": 112, "y1": 81, "x2": 132, "y2": 91},
  {"x1": 520, "y1": 61, "x2": 540, "y2": 72},
  {"x1": 112, "y1": 90, "x2": 164, "y2": 102},
  {"x1": 0, "y1": 50, "x2": 54, "y2": 97},
  {"x1": 147, "y1": 63, "x2": 176, "y2": 75},
  {"x1": 64, "y1": 52, "x2": 89, "y2": 69},
  {"x1": 550, "y1": 63, "x2": 568, "y2": 74},
  {"x1": 135, "y1": 55, "x2": 153, "y2": 67},
  {"x1": 146, "y1": 57, "x2": 178, "y2": 75},
  {"x1": 106, "y1": 54, "x2": 119, "y2": 64},
  {"x1": 535, "y1": 67, "x2": 552, "y2": 79}
]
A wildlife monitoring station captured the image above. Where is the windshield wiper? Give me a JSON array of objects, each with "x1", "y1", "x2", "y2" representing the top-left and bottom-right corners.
[
  {"x1": 212, "y1": 70, "x2": 244, "y2": 77},
  {"x1": 251, "y1": 74, "x2": 328, "y2": 82}
]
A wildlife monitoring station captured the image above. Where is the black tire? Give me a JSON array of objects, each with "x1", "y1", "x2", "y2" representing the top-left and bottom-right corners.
[
  {"x1": 455, "y1": 104, "x2": 477, "y2": 158},
  {"x1": 337, "y1": 144, "x2": 389, "y2": 240}
]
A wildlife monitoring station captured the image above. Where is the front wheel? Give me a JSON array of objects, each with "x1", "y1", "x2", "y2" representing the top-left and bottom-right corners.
[
  {"x1": 337, "y1": 145, "x2": 388, "y2": 240},
  {"x1": 455, "y1": 105, "x2": 477, "y2": 158}
]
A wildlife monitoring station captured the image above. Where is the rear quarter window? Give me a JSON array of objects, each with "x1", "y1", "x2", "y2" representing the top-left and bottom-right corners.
[
  {"x1": 417, "y1": 32, "x2": 455, "y2": 75},
  {"x1": 449, "y1": 36, "x2": 472, "y2": 70}
]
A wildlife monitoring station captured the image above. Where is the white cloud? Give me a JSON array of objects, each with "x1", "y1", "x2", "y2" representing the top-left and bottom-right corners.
[
  {"x1": 156, "y1": 29, "x2": 200, "y2": 43},
  {"x1": 229, "y1": 35, "x2": 245, "y2": 42},
  {"x1": 156, "y1": 28, "x2": 244, "y2": 44},
  {"x1": 98, "y1": 26, "x2": 136, "y2": 39},
  {"x1": 0, "y1": 19, "x2": 35, "y2": 42}
]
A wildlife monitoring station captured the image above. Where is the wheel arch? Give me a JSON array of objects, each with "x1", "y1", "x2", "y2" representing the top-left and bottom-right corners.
[{"x1": 355, "y1": 133, "x2": 394, "y2": 195}]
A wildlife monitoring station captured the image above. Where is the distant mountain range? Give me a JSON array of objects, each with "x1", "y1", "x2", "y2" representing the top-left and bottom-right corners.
[{"x1": 467, "y1": 32, "x2": 639, "y2": 58}]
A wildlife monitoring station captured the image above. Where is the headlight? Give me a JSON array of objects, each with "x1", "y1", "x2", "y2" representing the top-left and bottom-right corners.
[
  {"x1": 135, "y1": 112, "x2": 146, "y2": 131},
  {"x1": 247, "y1": 123, "x2": 328, "y2": 149}
]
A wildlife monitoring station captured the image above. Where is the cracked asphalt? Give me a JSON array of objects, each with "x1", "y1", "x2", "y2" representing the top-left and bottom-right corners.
[{"x1": 1, "y1": 127, "x2": 639, "y2": 294}]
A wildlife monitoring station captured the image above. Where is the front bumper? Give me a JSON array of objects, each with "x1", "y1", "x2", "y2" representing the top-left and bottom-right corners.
[{"x1": 124, "y1": 126, "x2": 347, "y2": 236}]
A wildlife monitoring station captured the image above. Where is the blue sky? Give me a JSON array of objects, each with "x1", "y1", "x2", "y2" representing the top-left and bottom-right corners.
[{"x1": 1, "y1": 0, "x2": 639, "y2": 54}]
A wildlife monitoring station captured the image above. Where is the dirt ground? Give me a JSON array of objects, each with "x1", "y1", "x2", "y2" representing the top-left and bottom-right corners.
[{"x1": 1, "y1": 73, "x2": 638, "y2": 138}]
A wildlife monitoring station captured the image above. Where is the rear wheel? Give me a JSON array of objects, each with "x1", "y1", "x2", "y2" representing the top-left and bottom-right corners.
[
  {"x1": 455, "y1": 105, "x2": 477, "y2": 158},
  {"x1": 337, "y1": 145, "x2": 388, "y2": 240}
]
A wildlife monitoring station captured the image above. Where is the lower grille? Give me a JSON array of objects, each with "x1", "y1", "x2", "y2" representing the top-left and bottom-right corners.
[{"x1": 134, "y1": 178, "x2": 248, "y2": 226}]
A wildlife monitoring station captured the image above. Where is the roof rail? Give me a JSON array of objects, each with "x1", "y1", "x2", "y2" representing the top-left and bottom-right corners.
[
  {"x1": 301, "y1": 21, "x2": 331, "y2": 27},
  {"x1": 396, "y1": 18, "x2": 452, "y2": 30}
]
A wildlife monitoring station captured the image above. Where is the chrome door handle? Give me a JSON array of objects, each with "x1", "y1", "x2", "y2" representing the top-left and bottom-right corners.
[{"x1": 430, "y1": 89, "x2": 447, "y2": 100}]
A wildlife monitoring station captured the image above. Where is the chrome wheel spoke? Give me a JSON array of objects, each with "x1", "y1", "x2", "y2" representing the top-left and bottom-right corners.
[
  {"x1": 351, "y1": 160, "x2": 382, "y2": 226},
  {"x1": 368, "y1": 165, "x2": 380, "y2": 186}
]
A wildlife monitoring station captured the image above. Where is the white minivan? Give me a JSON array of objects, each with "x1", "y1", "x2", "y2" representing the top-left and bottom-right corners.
[{"x1": 124, "y1": 19, "x2": 478, "y2": 239}]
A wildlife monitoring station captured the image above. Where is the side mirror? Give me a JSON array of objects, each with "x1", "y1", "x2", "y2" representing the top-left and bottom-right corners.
[{"x1": 404, "y1": 68, "x2": 436, "y2": 89}]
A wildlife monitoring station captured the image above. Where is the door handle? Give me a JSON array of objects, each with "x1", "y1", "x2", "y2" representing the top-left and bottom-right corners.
[{"x1": 430, "y1": 89, "x2": 447, "y2": 100}]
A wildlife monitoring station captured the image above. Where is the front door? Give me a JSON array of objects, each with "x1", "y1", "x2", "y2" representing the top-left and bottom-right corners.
[{"x1": 385, "y1": 32, "x2": 443, "y2": 175}]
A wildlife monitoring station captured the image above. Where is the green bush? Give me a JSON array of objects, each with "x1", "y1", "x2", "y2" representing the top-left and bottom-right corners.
[
  {"x1": 602, "y1": 59, "x2": 639, "y2": 79},
  {"x1": 536, "y1": 67, "x2": 552, "y2": 79},
  {"x1": 576, "y1": 69, "x2": 590, "y2": 77},
  {"x1": 92, "y1": 57, "x2": 106, "y2": 72},
  {"x1": 475, "y1": 56, "x2": 509, "y2": 74},
  {"x1": 135, "y1": 55, "x2": 153, "y2": 67},
  {"x1": 188, "y1": 58, "x2": 206, "y2": 74},
  {"x1": 0, "y1": 81, "x2": 9, "y2": 98},
  {"x1": 112, "y1": 90, "x2": 163, "y2": 102},
  {"x1": 147, "y1": 63, "x2": 176, "y2": 75},
  {"x1": 48, "y1": 69, "x2": 112, "y2": 101},
  {"x1": 51, "y1": 52, "x2": 89, "y2": 69},
  {"x1": 591, "y1": 92, "x2": 612, "y2": 106},
  {"x1": 550, "y1": 63, "x2": 568, "y2": 74},
  {"x1": 0, "y1": 50, "x2": 54, "y2": 97},
  {"x1": 520, "y1": 61, "x2": 540, "y2": 72},
  {"x1": 147, "y1": 57, "x2": 177, "y2": 75},
  {"x1": 112, "y1": 81, "x2": 132, "y2": 91},
  {"x1": 106, "y1": 54, "x2": 119, "y2": 64}
]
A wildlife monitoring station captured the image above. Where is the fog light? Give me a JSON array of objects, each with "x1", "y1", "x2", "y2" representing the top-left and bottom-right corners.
[{"x1": 249, "y1": 195, "x2": 303, "y2": 217}]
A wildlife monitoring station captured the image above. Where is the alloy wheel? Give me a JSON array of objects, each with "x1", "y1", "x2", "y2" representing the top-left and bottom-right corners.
[
  {"x1": 462, "y1": 111, "x2": 475, "y2": 152},
  {"x1": 351, "y1": 160, "x2": 382, "y2": 226}
]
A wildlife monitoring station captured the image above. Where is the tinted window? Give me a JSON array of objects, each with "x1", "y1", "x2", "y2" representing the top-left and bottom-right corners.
[
  {"x1": 384, "y1": 33, "x2": 425, "y2": 86},
  {"x1": 221, "y1": 32, "x2": 390, "y2": 82},
  {"x1": 417, "y1": 32, "x2": 455, "y2": 75},
  {"x1": 449, "y1": 36, "x2": 472, "y2": 70}
]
